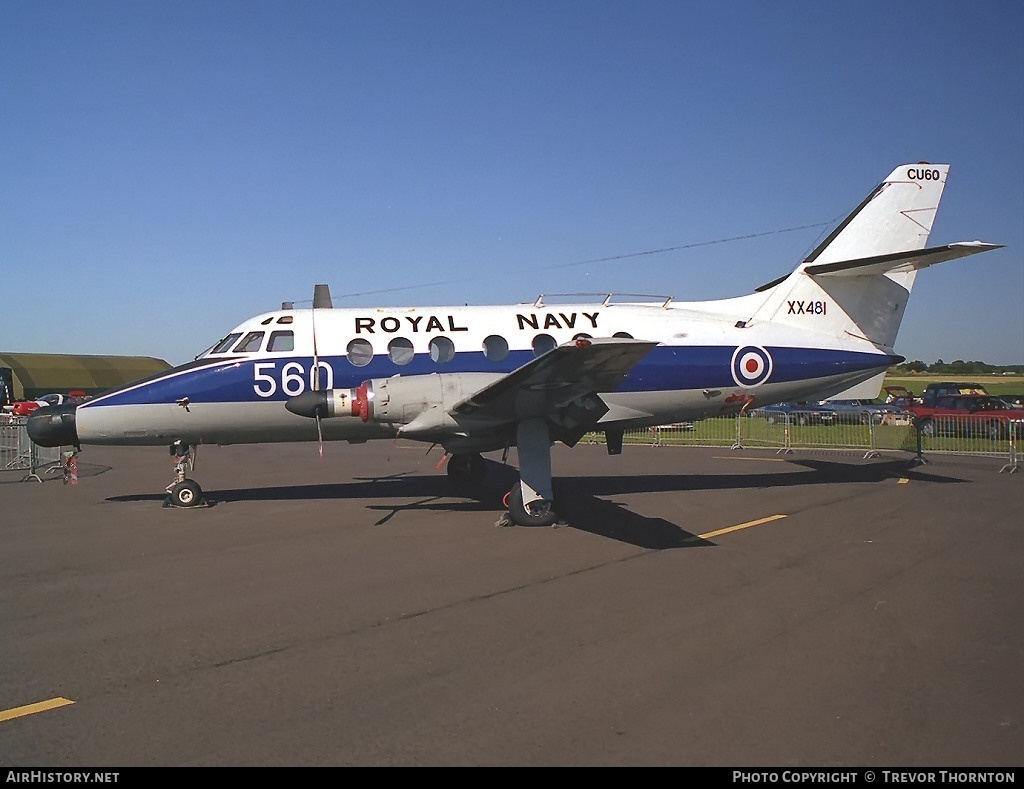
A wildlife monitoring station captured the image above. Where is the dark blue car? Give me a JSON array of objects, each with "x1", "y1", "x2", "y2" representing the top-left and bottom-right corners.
[
  {"x1": 819, "y1": 398, "x2": 909, "y2": 425},
  {"x1": 752, "y1": 402, "x2": 836, "y2": 426}
]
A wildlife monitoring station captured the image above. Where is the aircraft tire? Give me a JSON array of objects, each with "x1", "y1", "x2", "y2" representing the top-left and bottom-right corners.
[
  {"x1": 446, "y1": 453, "x2": 486, "y2": 485},
  {"x1": 506, "y1": 484, "x2": 558, "y2": 528},
  {"x1": 169, "y1": 479, "x2": 203, "y2": 508}
]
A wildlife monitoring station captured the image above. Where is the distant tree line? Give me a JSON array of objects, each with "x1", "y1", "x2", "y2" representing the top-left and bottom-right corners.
[{"x1": 892, "y1": 360, "x2": 1022, "y2": 375}]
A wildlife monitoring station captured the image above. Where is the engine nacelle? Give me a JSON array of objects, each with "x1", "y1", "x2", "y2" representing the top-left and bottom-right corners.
[
  {"x1": 285, "y1": 388, "x2": 361, "y2": 419},
  {"x1": 359, "y1": 373, "x2": 503, "y2": 425},
  {"x1": 286, "y1": 373, "x2": 504, "y2": 427}
]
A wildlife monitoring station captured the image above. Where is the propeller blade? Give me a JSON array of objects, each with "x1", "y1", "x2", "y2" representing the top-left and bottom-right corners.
[{"x1": 311, "y1": 285, "x2": 325, "y2": 460}]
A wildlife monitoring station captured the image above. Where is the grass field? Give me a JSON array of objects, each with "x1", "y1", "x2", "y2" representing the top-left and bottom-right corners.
[{"x1": 883, "y1": 373, "x2": 1024, "y2": 398}]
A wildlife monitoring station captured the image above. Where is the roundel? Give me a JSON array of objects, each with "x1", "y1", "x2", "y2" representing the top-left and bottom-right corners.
[{"x1": 731, "y1": 345, "x2": 773, "y2": 387}]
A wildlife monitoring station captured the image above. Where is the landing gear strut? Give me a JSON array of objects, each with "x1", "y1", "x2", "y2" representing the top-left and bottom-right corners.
[
  {"x1": 164, "y1": 441, "x2": 207, "y2": 508},
  {"x1": 502, "y1": 417, "x2": 561, "y2": 527}
]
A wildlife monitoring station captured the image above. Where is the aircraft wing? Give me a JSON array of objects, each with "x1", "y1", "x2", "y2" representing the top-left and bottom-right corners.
[{"x1": 452, "y1": 337, "x2": 658, "y2": 435}]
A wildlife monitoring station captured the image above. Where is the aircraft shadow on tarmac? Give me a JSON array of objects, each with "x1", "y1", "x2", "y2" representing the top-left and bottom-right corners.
[{"x1": 106, "y1": 456, "x2": 966, "y2": 550}]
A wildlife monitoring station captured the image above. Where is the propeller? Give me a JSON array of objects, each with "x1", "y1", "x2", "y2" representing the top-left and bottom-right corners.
[{"x1": 310, "y1": 283, "x2": 333, "y2": 460}]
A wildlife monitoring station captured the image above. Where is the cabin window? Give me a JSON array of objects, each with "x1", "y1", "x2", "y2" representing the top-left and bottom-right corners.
[
  {"x1": 429, "y1": 336, "x2": 455, "y2": 364},
  {"x1": 260, "y1": 317, "x2": 273, "y2": 326},
  {"x1": 267, "y1": 331, "x2": 295, "y2": 352},
  {"x1": 276, "y1": 315, "x2": 294, "y2": 324},
  {"x1": 483, "y1": 335, "x2": 508, "y2": 362},
  {"x1": 210, "y1": 333, "x2": 242, "y2": 354},
  {"x1": 347, "y1": 338, "x2": 373, "y2": 367},
  {"x1": 233, "y1": 332, "x2": 265, "y2": 353},
  {"x1": 532, "y1": 334, "x2": 556, "y2": 357},
  {"x1": 388, "y1": 337, "x2": 415, "y2": 365}
]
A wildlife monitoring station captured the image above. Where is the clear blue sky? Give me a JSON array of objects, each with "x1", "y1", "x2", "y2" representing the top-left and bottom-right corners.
[{"x1": 3, "y1": 1, "x2": 1022, "y2": 367}]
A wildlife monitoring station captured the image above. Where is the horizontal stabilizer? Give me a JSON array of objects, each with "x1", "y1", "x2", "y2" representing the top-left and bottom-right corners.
[{"x1": 804, "y1": 242, "x2": 1003, "y2": 279}]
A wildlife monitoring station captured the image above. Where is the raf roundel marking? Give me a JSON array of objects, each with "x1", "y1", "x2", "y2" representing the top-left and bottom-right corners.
[{"x1": 731, "y1": 346, "x2": 773, "y2": 387}]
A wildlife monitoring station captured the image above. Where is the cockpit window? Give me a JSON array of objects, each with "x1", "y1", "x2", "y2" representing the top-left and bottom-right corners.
[
  {"x1": 210, "y1": 333, "x2": 242, "y2": 354},
  {"x1": 267, "y1": 331, "x2": 294, "y2": 352},
  {"x1": 233, "y1": 331, "x2": 265, "y2": 353}
]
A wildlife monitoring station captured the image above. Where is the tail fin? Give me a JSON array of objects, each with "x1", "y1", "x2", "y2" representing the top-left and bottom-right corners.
[
  {"x1": 802, "y1": 162, "x2": 949, "y2": 267},
  {"x1": 749, "y1": 163, "x2": 1001, "y2": 351}
]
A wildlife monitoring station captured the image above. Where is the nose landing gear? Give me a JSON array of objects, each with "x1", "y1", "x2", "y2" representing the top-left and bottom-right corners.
[
  {"x1": 163, "y1": 441, "x2": 209, "y2": 508},
  {"x1": 166, "y1": 478, "x2": 206, "y2": 508}
]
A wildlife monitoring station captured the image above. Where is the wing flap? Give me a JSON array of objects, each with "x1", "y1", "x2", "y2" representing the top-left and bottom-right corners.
[{"x1": 453, "y1": 338, "x2": 657, "y2": 430}]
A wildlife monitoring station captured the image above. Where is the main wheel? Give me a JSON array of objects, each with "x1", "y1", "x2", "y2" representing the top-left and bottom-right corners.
[
  {"x1": 169, "y1": 479, "x2": 203, "y2": 507},
  {"x1": 446, "y1": 453, "x2": 487, "y2": 485},
  {"x1": 505, "y1": 484, "x2": 558, "y2": 527}
]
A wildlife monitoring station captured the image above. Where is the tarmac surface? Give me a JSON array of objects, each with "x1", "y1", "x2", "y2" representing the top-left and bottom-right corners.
[{"x1": 0, "y1": 439, "x2": 1021, "y2": 767}]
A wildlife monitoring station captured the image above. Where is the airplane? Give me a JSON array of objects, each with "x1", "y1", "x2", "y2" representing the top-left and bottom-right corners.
[{"x1": 27, "y1": 162, "x2": 1001, "y2": 526}]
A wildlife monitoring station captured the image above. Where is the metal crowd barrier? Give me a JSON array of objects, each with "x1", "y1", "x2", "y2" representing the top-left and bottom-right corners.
[
  {"x1": 4, "y1": 410, "x2": 1021, "y2": 481},
  {"x1": 0, "y1": 416, "x2": 65, "y2": 482},
  {"x1": 589, "y1": 410, "x2": 1020, "y2": 473}
]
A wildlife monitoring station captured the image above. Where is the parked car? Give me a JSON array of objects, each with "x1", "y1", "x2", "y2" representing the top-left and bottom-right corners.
[
  {"x1": 752, "y1": 401, "x2": 836, "y2": 426},
  {"x1": 3, "y1": 397, "x2": 48, "y2": 416},
  {"x1": 919, "y1": 381, "x2": 989, "y2": 407},
  {"x1": 883, "y1": 385, "x2": 920, "y2": 407},
  {"x1": 909, "y1": 394, "x2": 1024, "y2": 440},
  {"x1": 998, "y1": 393, "x2": 1024, "y2": 408},
  {"x1": 2, "y1": 391, "x2": 90, "y2": 417},
  {"x1": 819, "y1": 398, "x2": 909, "y2": 425}
]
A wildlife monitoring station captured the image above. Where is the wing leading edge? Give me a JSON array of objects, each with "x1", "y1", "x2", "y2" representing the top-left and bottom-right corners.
[{"x1": 452, "y1": 337, "x2": 658, "y2": 439}]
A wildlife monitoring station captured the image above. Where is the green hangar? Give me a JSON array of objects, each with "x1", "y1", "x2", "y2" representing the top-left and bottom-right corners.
[{"x1": 0, "y1": 352, "x2": 172, "y2": 403}]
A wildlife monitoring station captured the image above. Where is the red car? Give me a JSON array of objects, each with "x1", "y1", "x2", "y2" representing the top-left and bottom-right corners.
[
  {"x1": 909, "y1": 394, "x2": 1024, "y2": 440},
  {"x1": 3, "y1": 391, "x2": 90, "y2": 417}
]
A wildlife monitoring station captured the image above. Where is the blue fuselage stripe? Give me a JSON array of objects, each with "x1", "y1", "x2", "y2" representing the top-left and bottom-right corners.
[{"x1": 82, "y1": 346, "x2": 892, "y2": 409}]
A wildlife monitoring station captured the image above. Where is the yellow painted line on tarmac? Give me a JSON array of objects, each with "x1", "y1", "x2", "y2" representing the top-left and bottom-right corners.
[
  {"x1": 0, "y1": 697, "x2": 75, "y2": 723},
  {"x1": 697, "y1": 514, "x2": 788, "y2": 541},
  {"x1": 712, "y1": 456, "x2": 788, "y2": 462},
  {"x1": 898, "y1": 478, "x2": 910, "y2": 484}
]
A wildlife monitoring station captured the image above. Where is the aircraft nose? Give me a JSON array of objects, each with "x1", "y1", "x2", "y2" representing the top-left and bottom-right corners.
[{"x1": 26, "y1": 403, "x2": 80, "y2": 448}]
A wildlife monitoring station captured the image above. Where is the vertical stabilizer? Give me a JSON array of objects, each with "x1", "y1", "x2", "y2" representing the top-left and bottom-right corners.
[
  {"x1": 802, "y1": 163, "x2": 949, "y2": 267},
  {"x1": 750, "y1": 163, "x2": 951, "y2": 351}
]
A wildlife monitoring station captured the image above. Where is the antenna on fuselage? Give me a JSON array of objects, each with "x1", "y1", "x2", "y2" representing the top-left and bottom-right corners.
[{"x1": 313, "y1": 284, "x2": 333, "y2": 309}]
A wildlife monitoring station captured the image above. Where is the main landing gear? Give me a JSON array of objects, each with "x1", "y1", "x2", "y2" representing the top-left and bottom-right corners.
[
  {"x1": 444, "y1": 425, "x2": 562, "y2": 527},
  {"x1": 503, "y1": 484, "x2": 559, "y2": 528},
  {"x1": 445, "y1": 452, "x2": 487, "y2": 486}
]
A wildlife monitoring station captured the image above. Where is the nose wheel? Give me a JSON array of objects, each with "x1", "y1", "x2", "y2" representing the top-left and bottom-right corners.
[{"x1": 164, "y1": 479, "x2": 208, "y2": 508}]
